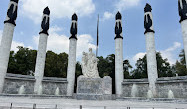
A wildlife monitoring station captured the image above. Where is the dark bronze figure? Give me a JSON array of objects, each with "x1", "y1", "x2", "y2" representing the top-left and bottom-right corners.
[
  {"x1": 39, "y1": 7, "x2": 50, "y2": 35},
  {"x1": 144, "y1": 3, "x2": 155, "y2": 34},
  {"x1": 179, "y1": 0, "x2": 187, "y2": 23},
  {"x1": 4, "y1": 4, "x2": 18, "y2": 26},
  {"x1": 70, "y1": 13, "x2": 78, "y2": 40}
]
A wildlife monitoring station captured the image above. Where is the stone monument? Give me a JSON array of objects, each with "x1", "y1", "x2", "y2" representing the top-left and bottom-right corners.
[
  {"x1": 115, "y1": 11, "x2": 124, "y2": 97},
  {"x1": 67, "y1": 13, "x2": 78, "y2": 96},
  {"x1": 76, "y1": 48, "x2": 112, "y2": 100},
  {"x1": 82, "y1": 48, "x2": 100, "y2": 78},
  {"x1": 0, "y1": 0, "x2": 19, "y2": 93},
  {"x1": 178, "y1": 0, "x2": 187, "y2": 68},
  {"x1": 144, "y1": 3, "x2": 158, "y2": 97},
  {"x1": 34, "y1": 7, "x2": 50, "y2": 94}
]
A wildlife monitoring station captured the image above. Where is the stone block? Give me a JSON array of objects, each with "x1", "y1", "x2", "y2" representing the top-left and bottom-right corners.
[{"x1": 76, "y1": 76, "x2": 112, "y2": 100}]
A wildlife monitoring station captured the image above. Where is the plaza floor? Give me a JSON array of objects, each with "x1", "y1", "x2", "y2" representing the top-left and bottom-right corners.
[{"x1": 0, "y1": 96, "x2": 186, "y2": 109}]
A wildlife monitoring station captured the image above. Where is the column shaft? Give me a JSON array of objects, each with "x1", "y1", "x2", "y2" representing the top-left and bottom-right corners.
[
  {"x1": 0, "y1": 23, "x2": 15, "y2": 92},
  {"x1": 145, "y1": 32, "x2": 158, "y2": 96},
  {"x1": 115, "y1": 38, "x2": 123, "y2": 96},
  {"x1": 181, "y1": 20, "x2": 187, "y2": 68},
  {"x1": 34, "y1": 33, "x2": 48, "y2": 94},
  {"x1": 67, "y1": 38, "x2": 77, "y2": 96}
]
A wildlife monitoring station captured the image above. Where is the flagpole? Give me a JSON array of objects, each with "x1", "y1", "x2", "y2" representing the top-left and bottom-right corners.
[{"x1": 96, "y1": 14, "x2": 99, "y2": 57}]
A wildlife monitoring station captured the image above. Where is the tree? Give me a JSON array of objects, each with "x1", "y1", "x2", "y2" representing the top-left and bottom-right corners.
[
  {"x1": 123, "y1": 60, "x2": 133, "y2": 79},
  {"x1": 174, "y1": 49, "x2": 187, "y2": 76},
  {"x1": 7, "y1": 51, "x2": 17, "y2": 73},
  {"x1": 131, "y1": 55, "x2": 147, "y2": 79},
  {"x1": 131, "y1": 52, "x2": 174, "y2": 79},
  {"x1": 44, "y1": 51, "x2": 68, "y2": 78},
  {"x1": 8, "y1": 46, "x2": 69, "y2": 77},
  {"x1": 8, "y1": 46, "x2": 37, "y2": 75},
  {"x1": 156, "y1": 52, "x2": 174, "y2": 77},
  {"x1": 97, "y1": 54, "x2": 115, "y2": 77},
  {"x1": 57, "y1": 52, "x2": 68, "y2": 77}
]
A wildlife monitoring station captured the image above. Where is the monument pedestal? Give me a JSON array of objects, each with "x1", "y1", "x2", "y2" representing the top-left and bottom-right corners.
[{"x1": 76, "y1": 76, "x2": 112, "y2": 100}]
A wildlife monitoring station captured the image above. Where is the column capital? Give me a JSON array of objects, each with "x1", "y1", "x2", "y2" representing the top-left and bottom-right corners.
[
  {"x1": 4, "y1": 0, "x2": 19, "y2": 26},
  {"x1": 70, "y1": 13, "x2": 78, "y2": 40},
  {"x1": 39, "y1": 7, "x2": 50, "y2": 35},
  {"x1": 178, "y1": 0, "x2": 187, "y2": 23},
  {"x1": 144, "y1": 3, "x2": 155, "y2": 34},
  {"x1": 115, "y1": 12, "x2": 123, "y2": 40}
]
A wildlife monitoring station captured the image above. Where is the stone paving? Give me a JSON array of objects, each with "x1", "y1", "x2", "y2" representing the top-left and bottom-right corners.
[{"x1": 0, "y1": 97, "x2": 186, "y2": 109}]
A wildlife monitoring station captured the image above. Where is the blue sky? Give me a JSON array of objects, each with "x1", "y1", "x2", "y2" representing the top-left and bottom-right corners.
[{"x1": 0, "y1": 0, "x2": 183, "y2": 68}]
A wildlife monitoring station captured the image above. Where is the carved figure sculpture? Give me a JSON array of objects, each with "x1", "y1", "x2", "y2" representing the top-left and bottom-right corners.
[
  {"x1": 4, "y1": 1, "x2": 18, "y2": 25},
  {"x1": 179, "y1": 0, "x2": 187, "y2": 22},
  {"x1": 81, "y1": 48, "x2": 100, "y2": 78}
]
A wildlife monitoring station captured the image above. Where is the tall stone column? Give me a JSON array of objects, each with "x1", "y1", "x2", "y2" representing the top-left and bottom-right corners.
[
  {"x1": 34, "y1": 7, "x2": 50, "y2": 94},
  {"x1": 0, "y1": 0, "x2": 19, "y2": 93},
  {"x1": 114, "y1": 12, "x2": 124, "y2": 97},
  {"x1": 67, "y1": 13, "x2": 78, "y2": 96},
  {"x1": 178, "y1": 0, "x2": 187, "y2": 68},
  {"x1": 144, "y1": 3, "x2": 158, "y2": 97}
]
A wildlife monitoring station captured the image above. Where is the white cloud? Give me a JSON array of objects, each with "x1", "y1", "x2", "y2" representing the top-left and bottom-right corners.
[
  {"x1": 77, "y1": 34, "x2": 96, "y2": 57},
  {"x1": 115, "y1": 0, "x2": 141, "y2": 11},
  {"x1": 132, "y1": 42, "x2": 182, "y2": 66},
  {"x1": 20, "y1": 0, "x2": 95, "y2": 23},
  {"x1": 160, "y1": 42, "x2": 181, "y2": 65},
  {"x1": 11, "y1": 42, "x2": 33, "y2": 52},
  {"x1": 11, "y1": 42, "x2": 24, "y2": 52},
  {"x1": 33, "y1": 26, "x2": 96, "y2": 58},
  {"x1": 132, "y1": 52, "x2": 146, "y2": 62},
  {"x1": 101, "y1": 0, "x2": 142, "y2": 21},
  {"x1": 0, "y1": 30, "x2": 32, "y2": 52},
  {"x1": 101, "y1": 12, "x2": 114, "y2": 21}
]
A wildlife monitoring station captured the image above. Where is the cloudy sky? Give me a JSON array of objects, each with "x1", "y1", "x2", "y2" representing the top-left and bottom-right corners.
[{"x1": 0, "y1": 0, "x2": 183, "y2": 68}]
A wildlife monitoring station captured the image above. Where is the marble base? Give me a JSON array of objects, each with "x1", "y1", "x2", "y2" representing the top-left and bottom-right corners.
[{"x1": 76, "y1": 76, "x2": 112, "y2": 100}]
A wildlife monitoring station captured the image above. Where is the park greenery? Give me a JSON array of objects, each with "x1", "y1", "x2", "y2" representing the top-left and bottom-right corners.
[{"x1": 7, "y1": 46, "x2": 187, "y2": 79}]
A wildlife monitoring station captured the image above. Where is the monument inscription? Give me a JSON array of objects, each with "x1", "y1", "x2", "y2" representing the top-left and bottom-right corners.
[{"x1": 77, "y1": 77, "x2": 103, "y2": 94}]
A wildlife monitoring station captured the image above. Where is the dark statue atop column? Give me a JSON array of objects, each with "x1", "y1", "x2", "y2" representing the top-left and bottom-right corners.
[
  {"x1": 70, "y1": 13, "x2": 78, "y2": 40},
  {"x1": 178, "y1": 0, "x2": 187, "y2": 23},
  {"x1": 144, "y1": 3, "x2": 155, "y2": 34},
  {"x1": 39, "y1": 7, "x2": 50, "y2": 35},
  {"x1": 4, "y1": 0, "x2": 19, "y2": 26},
  {"x1": 115, "y1": 11, "x2": 123, "y2": 39}
]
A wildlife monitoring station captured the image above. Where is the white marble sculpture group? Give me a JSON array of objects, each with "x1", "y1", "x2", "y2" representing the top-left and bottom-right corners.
[{"x1": 81, "y1": 48, "x2": 100, "y2": 78}]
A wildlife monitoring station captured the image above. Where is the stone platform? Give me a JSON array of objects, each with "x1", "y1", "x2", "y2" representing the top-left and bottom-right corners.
[
  {"x1": 76, "y1": 76, "x2": 112, "y2": 100},
  {"x1": 0, "y1": 96, "x2": 187, "y2": 109}
]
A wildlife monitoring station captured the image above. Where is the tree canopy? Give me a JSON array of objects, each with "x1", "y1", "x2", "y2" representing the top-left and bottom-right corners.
[
  {"x1": 173, "y1": 49, "x2": 187, "y2": 76},
  {"x1": 7, "y1": 47, "x2": 187, "y2": 79},
  {"x1": 131, "y1": 52, "x2": 175, "y2": 79},
  {"x1": 8, "y1": 46, "x2": 37, "y2": 75}
]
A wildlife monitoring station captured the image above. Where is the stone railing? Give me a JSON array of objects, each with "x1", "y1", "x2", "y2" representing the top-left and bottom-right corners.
[
  {"x1": 122, "y1": 78, "x2": 148, "y2": 84},
  {"x1": 5, "y1": 73, "x2": 67, "y2": 82},
  {"x1": 5, "y1": 73, "x2": 35, "y2": 81},
  {"x1": 43, "y1": 77, "x2": 67, "y2": 83},
  {"x1": 156, "y1": 76, "x2": 187, "y2": 83}
]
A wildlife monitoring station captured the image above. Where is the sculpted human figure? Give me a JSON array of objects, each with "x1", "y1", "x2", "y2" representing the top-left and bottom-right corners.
[
  {"x1": 81, "y1": 48, "x2": 100, "y2": 78},
  {"x1": 81, "y1": 52, "x2": 88, "y2": 76},
  {"x1": 178, "y1": 0, "x2": 187, "y2": 22}
]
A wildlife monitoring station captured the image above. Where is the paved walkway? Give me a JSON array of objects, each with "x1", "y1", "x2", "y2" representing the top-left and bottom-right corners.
[{"x1": 0, "y1": 97, "x2": 186, "y2": 109}]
